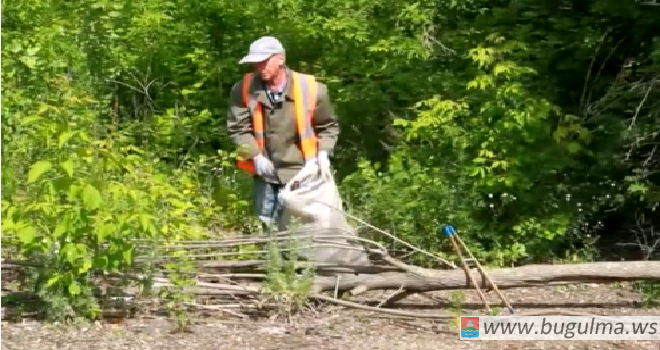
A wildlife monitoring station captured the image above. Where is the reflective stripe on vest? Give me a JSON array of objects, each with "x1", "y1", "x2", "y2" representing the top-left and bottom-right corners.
[{"x1": 235, "y1": 72, "x2": 318, "y2": 175}]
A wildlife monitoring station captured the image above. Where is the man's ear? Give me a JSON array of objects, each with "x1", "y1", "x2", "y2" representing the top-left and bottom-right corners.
[{"x1": 275, "y1": 54, "x2": 285, "y2": 66}]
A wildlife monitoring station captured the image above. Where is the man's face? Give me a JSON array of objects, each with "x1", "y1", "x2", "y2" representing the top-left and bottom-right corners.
[{"x1": 254, "y1": 54, "x2": 283, "y2": 82}]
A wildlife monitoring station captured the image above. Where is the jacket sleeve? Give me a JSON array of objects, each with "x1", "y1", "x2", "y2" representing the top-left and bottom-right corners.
[
  {"x1": 313, "y1": 82, "x2": 340, "y2": 155},
  {"x1": 226, "y1": 81, "x2": 261, "y2": 160}
]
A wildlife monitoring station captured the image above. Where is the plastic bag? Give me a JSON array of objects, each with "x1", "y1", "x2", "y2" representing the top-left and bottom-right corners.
[{"x1": 279, "y1": 161, "x2": 371, "y2": 266}]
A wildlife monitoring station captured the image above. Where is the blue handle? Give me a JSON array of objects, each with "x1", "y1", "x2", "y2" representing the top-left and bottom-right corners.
[{"x1": 442, "y1": 225, "x2": 456, "y2": 236}]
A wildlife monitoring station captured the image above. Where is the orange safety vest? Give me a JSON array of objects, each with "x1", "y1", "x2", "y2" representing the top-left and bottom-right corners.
[{"x1": 236, "y1": 71, "x2": 319, "y2": 174}]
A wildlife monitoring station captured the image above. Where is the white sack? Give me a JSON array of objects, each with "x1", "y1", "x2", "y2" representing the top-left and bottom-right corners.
[{"x1": 279, "y1": 161, "x2": 371, "y2": 266}]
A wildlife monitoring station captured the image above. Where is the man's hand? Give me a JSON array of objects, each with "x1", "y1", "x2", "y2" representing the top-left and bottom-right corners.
[
  {"x1": 304, "y1": 151, "x2": 330, "y2": 169},
  {"x1": 254, "y1": 154, "x2": 275, "y2": 177},
  {"x1": 317, "y1": 151, "x2": 330, "y2": 170}
]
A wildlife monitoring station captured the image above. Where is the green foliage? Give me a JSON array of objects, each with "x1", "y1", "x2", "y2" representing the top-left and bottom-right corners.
[
  {"x1": 158, "y1": 251, "x2": 197, "y2": 332},
  {"x1": 1, "y1": 1, "x2": 255, "y2": 320},
  {"x1": 0, "y1": 74, "x2": 217, "y2": 319},
  {"x1": 342, "y1": 2, "x2": 660, "y2": 266},
  {"x1": 343, "y1": 36, "x2": 587, "y2": 266},
  {"x1": 260, "y1": 230, "x2": 316, "y2": 323},
  {"x1": 635, "y1": 282, "x2": 660, "y2": 308},
  {"x1": 448, "y1": 291, "x2": 465, "y2": 330}
]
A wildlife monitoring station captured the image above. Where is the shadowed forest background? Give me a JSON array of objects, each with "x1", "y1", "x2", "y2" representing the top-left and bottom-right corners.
[{"x1": 2, "y1": 0, "x2": 659, "y2": 320}]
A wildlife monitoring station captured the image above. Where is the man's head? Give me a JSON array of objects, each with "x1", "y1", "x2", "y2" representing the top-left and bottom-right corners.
[{"x1": 239, "y1": 36, "x2": 285, "y2": 82}]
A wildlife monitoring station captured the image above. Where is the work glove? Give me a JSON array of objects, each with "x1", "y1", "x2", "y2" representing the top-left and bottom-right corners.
[
  {"x1": 292, "y1": 151, "x2": 331, "y2": 188},
  {"x1": 316, "y1": 151, "x2": 330, "y2": 170},
  {"x1": 301, "y1": 151, "x2": 331, "y2": 179},
  {"x1": 254, "y1": 154, "x2": 276, "y2": 178},
  {"x1": 304, "y1": 151, "x2": 330, "y2": 169}
]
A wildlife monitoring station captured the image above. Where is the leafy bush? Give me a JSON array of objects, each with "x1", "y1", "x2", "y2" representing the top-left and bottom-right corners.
[
  {"x1": 341, "y1": 37, "x2": 596, "y2": 266},
  {"x1": 1, "y1": 74, "x2": 235, "y2": 319}
]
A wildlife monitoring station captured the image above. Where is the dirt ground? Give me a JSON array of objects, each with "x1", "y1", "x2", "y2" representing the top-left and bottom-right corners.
[{"x1": 2, "y1": 284, "x2": 659, "y2": 350}]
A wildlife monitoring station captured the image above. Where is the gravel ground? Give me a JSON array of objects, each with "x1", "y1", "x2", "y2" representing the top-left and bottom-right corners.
[{"x1": 2, "y1": 284, "x2": 658, "y2": 350}]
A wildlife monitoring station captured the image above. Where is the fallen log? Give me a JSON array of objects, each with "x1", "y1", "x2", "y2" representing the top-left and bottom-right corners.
[
  {"x1": 311, "y1": 260, "x2": 660, "y2": 294},
  {"x1": 151, "y1": 260, "x2": 660, "y2": 299}
]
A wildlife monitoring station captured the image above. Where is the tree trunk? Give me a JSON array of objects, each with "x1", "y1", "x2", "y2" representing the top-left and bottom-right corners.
[{"x1": 311, "y1": 261, "x2": 660, "y2": 294}]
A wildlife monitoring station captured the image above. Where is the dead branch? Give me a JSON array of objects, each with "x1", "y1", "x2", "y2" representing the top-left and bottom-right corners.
[
  {"x1": 311, "y1": 294, "x2": 454, "y2": 319},
  {"x1": 195, "y1": 259, "x2": 404, "y2": 275},
  {"x1": 183, "y1": 302, "x2": 249, "y2": 319},
  {"x1": 312, "y1": 293, "x2": 599, "y2": 318},
  {"x1": 138, "y1": 231, "x2": 386, "y2": 251},
  {"x1": 628, "y1": 78, "x2": 655, "y2": 130}
]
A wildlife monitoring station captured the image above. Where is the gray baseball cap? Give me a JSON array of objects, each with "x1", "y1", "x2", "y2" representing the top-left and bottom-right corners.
[{"x1": 238, "y1": 36, "x2": 285, "y2": 64}]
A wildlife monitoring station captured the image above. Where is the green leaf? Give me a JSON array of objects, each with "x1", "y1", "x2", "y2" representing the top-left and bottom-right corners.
[
  {"x1": 95, "y1": 256, "x2": 109, "y2": 269},
  {"x1": 47, "y1": 274, "x2": 61, "y2": 287},
  {"x1": 68, "y1": 282, "x2": 81, "y2": 295},
  {"x1": 82, "y1": 184, "x2": 102, "y2": 210},
  {"x1": 53, "y1": 221, "x2": 67, "y2": 238},
  {"x1": 97, "y1": 223, "x2": 116, "y2": 242},
  {"x1": 123, "y1": 248, "x2": 133, "y2": 264},
  {"x1": 62, "y1": 243, "x2": 79, "y2": 264},
  {"x1": 27, "y1": 160, "x2": 53, "y2": 183},
  {"x1": 18, "y1": 226, "x2": 37, "y2": 244},
  {"x1": 78, "y1": 259, "x2": 93, "y2": 275},
  {"x1": 67, "y1": 184, "x2": 82, "y2": 201},
  {"x1": 58, "y1": 131, "x2": 77, "y2": 148},
  {"x1": 60, "y1": 159, "x2": 75, "y2": 177},
  {"x1": 20, "y1": 115, "x2": 43, "y2": 125},
  {"x1": 75, "y1": 243, "x2": 88, "y2": 257},
  {"x1": 392, "y1": 118, "x2": 409, "y2": 127},
  {"x1": 139, "y1": 214, "x2": 153, "y2": 232},
  {"x1": 628, "y1": 182, "x2": 648, "y2": 194},
  {"x1": 19, "y1": 56, "x2": 37, "y2": 69},
  {"x1": 567, "y1": 142, "x2": 581, "y2": 154}
]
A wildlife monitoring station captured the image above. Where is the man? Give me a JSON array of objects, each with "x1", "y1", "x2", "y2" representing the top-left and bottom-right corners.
[{"x1": 226, "y1": 36, "x2": 339, "y2": 232}]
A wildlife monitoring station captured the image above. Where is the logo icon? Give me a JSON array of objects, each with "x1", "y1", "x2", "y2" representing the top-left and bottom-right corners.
[{"x1": 460, "y1": 316, "x2": 479, "y2": 339}]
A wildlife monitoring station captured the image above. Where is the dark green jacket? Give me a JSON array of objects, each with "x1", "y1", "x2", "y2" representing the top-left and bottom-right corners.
[{"x1": 226, "y1": 67, "x2": 339, "y2": 184}]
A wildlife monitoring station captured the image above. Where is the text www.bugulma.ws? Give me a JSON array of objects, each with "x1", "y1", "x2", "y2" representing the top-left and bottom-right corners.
[{"x1": 482, "y1": 317, "x2": 658, "y2": 339}]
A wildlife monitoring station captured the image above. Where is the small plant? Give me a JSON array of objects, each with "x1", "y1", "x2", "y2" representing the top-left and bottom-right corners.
[
  {"x1": 634, "y1": 282, "x2": 660, "y2": 308},
  {"x1": 158, "y1": 250, "x2": 197, "y2": 333},
  {"x1": 448, "y1": 291, "x2": 465, "y2": 329},
  {"x1": 38, "y1": 282, "x2": 101, "y2": 324},
  {"x1": 259, "y1": 223, "x2": 316, "y2": 323},
  {"x1": 488, "y1": 306, "x2": 501, "y2": 316}
]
